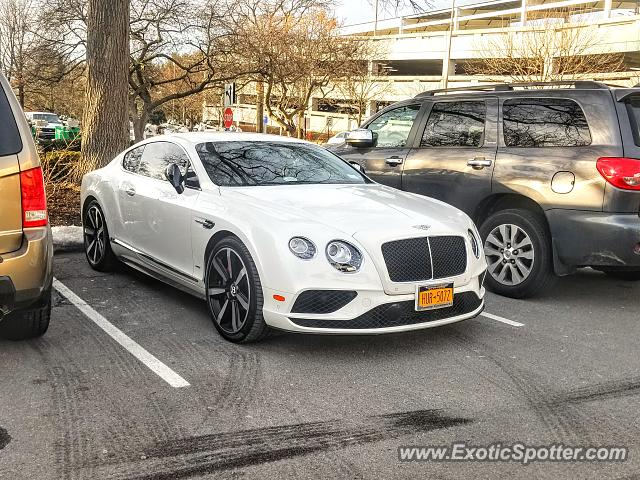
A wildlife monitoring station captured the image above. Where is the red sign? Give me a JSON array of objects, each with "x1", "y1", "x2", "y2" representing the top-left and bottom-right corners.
[{"x1": 223, "y1": 107, "x2": 234, "y2": 129}]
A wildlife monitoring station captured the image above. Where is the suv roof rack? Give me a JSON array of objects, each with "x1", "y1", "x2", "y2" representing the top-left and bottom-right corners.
[{"x1": 415, "y1": 80, "x2": 609, "y2": 98}]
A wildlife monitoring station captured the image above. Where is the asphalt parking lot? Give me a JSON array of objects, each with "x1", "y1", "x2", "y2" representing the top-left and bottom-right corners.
[{"x1": 1, "y1": 251, "x2": 639, "y2": 480}]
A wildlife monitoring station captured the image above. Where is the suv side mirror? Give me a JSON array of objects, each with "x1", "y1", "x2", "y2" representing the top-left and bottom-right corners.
[
  {"x1": 345, "y1": 129, "x2": 375, "y2": 148},
  {"x1": 165, "y1": 163, "x2": 185, "y2": 194}
]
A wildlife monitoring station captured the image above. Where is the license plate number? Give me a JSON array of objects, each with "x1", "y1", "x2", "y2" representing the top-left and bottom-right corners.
[{"x1": 416, "y1": 283, "x2": 454, "y2": 311}]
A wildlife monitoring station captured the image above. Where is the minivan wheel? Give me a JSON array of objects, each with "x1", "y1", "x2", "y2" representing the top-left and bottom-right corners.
[
  {"x1": 83, "y1": 200, "x2": 117, "y2": 272},
  {"x1": 205, "y1": 236, "x2": 269, "y2": 343},
  {"x1": 0, "y1": 290, "x2": 51, "y2": 340},
  {"x1": 479, "y1": 209, "x2": 556, "y2": 298}
]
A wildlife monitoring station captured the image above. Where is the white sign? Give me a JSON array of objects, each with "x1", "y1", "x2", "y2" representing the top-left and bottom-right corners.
[{"x1": 224, "y1": 83, "x2": 236, "y2": 107}]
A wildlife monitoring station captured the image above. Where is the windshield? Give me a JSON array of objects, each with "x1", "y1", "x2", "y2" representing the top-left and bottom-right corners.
[
  {"x1": 32, "y1": 113, "x2": 61, "y2": 123},
  {"x1": 195, "y1": 141, "x2": 367, "y2": 187}
]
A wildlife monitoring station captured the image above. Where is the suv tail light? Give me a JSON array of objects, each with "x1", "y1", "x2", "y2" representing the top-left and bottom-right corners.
[
  {"x1": 596, "y1": 157, "x2": 640, "y2": 191},
  {"x1": 20, "y1": 166, "x2": 48, "y2": 228}
]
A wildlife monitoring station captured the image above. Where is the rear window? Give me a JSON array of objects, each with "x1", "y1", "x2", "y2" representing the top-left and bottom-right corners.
[
  {"x1": 503, "y1": 98, "x2": 591, "y2": 148},
  {"x1": 421, "y1": 101, "x2": 486, "y2": 147},
  {"x1": 625, "y1": 96, "x2": 640, "y2": 147},
  {"x1": 0, "y1": 85, "x2": 23, "y2": 156}
]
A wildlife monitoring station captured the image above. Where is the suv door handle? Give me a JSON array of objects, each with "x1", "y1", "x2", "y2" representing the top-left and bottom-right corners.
[
  {"x1": 385, "y1": 156, "x2": 403, "y2": 166},
  {"x1": 125, "y1": 187, "x2": 136, "y2": 196},
  {"x1": 467, "y1": 158, "x2": 492, "y2": 169}
]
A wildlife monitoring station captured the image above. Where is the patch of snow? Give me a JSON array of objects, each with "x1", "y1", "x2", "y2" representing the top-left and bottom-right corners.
[{"x1": 52, "y1": 225, "x2": 84, "y2": 252}]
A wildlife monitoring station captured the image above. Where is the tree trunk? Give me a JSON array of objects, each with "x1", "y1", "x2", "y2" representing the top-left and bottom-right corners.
[
  {"x1": 82, "y1": 0, "x2": 130, "y2": 170},
  {"x1": 133, "y1": 113, "x2": 149, "y2": 143},
  {"x1": 255, "y1": 81, "x2": 264, "y2": 133}
]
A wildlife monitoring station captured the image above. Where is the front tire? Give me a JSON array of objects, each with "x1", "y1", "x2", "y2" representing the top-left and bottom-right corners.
[
  {"x1": 205, "y1": 236, "x2": 269, "y2": 343},
  {"x1": 83, "y1": 200, "x2": 118, "y2": 272},
  {"x1": 479, "y1": 209, "x2": 556, "y2": 298}
]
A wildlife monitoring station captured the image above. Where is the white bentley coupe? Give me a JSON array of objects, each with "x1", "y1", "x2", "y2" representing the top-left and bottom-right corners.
[{"x1": 81, "y1": 133, "x2": 487, "y2": 343}]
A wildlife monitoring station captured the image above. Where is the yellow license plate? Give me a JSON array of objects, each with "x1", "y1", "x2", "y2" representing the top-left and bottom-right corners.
[{"x1": 416, "y1": 283, "x2": 454, "y2": 311}]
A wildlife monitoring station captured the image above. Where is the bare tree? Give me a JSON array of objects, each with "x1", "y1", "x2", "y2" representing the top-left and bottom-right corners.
[
  {"x1": 337, "y1": 59, "x2": 393, "y2": 126},
  {"x1": 128, "y1": 0, "x2": 242, "y2": 141},
  {"x1": 81, "y1": 0, "x2": 130, "y2": 169},
  {"x1": 465, "y1": 11, "x2": 624, "y2": 82},
  {"x1": 234, "y1": 0, "x2": 367, "y2": 137},
  {"x1": 0, "y1": 0, "x2": 38, "y2": 106}
]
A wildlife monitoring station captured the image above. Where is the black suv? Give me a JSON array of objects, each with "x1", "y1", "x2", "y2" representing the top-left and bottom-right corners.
[{"x1": 332, "y1": 81, "x2": 640, "y2": 298}]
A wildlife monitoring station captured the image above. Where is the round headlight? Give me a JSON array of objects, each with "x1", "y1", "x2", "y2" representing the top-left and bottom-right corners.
[
  {"x1": 326, "y1": 240, "x2": 363, "y2": 272},
  {"x1": 468, "y1": 229, "x2": 480, "y2": 259},
  {"x1": 289, "y1": 237, "x2": 316, "y2": 260}
]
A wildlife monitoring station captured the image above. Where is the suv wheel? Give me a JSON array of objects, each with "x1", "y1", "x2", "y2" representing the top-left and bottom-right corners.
[
  {"x1": 479, "y1": 209, "x2": 556, "y2": 298},
  {"x1": 83, "y1": 200, "x2": 118, "y2": 272},
  {"x1": 0, "y1": 290, "x2": 51, "y2": 340}
]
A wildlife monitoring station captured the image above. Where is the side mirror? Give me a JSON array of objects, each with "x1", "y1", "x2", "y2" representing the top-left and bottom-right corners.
[
  {"x1": 165, "y1": 163, "x2": 185, "y2": 194},
  {"x1": 349, "y1": 161, "x2": 365, "y2": 174},
  {"x1": 345, "y1": 129, "x2": 375, "y2": 148}
]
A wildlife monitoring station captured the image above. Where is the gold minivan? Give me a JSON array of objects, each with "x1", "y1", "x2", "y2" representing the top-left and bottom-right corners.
[{"x1": 0, "y1": 73, "x2": 53, "y2": 340}]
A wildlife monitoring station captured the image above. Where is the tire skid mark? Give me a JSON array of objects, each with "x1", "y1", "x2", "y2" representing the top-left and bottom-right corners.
[
  {"x1": 549, "y1": 377, "x2": 640, "y2": 406},
  {"x1": 29, "y1": 311, "x2": 182, "y2": 477},
  {"x1": 79, "y1": 409, "x2": 471, "y2": 480},
  {"x1": 448, "y1": 328, "x2": 590, "y2": 444},
  {"x1": 0, "y1": 426, "x2": 11, "y2": 450},
  {"x1": 195, "y1": 347, "x2": 261, "y2": 432},
  {"x1": 31, "y1": 339, "x2": 93, "y2": 480}
]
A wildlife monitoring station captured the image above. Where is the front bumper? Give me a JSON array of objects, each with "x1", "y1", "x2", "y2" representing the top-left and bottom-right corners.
[
  {"x1": 261, "y1": 275, "x2": 485, "y2": 335},
  {"x1": 0, "y1": 227, "x2": 53, "y2": 317},
  {"x1": 547, "y1": 210, "x2": 640, "y2": 271}
]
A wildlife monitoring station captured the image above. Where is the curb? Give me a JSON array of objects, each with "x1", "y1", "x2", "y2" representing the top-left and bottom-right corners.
[{"x1": 51, "y1": 226, "x2": 85, "y2": 253}]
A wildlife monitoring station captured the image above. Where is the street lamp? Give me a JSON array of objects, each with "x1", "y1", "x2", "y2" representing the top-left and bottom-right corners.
[{"x1": 442, "y1": 0, "x2": 456, "y2": 89}]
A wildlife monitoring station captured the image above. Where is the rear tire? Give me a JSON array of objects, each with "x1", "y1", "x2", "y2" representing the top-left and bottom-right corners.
[
  {"x1": 0, "y1": 291, "x2": 51, "y2": 340},
  {"x1": 83, "y1": 200, "x2": 118, "y2": 272},
  {"x1": 479, "y1": 208, "x2": 557, "y2": 299},
  {"x1": 205, "y1": 236, "x2": 270, "y2": 343}
]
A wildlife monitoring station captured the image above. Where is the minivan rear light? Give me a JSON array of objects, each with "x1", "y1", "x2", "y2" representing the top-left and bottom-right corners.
[
  {"x1": 596, "y1": 157, "x2": 640, "y2": 191},
  {"x1": 20, "y1": 166, "x2": 48, "y2": 228}
]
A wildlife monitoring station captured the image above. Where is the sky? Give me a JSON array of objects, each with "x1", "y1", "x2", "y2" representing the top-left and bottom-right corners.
[{"x1": 335, "y1": 0, "x2": 419, "y2": 26}]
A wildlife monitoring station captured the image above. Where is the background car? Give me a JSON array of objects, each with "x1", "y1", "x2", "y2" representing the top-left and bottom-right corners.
[
  {"x1": 81, "y1": 133, "x2": 487, "y2": 343},
  {"x1": 331, "y1": 81, "x2": 640, "y2": 298},
  {"x1": 325, "y1": 131, "x2": 349, "y2": 145},
  {"x1": 0, "y1": 74, "x2": 53, "y2": 340}
]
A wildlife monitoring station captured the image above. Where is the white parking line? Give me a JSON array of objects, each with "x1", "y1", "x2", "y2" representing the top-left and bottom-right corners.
[
  {"x1": 480, "y1": 311, "x2": 524, "y2": 327},
  {"x1": 53, "y1": 278, "x2": 190, "y2": 388}
]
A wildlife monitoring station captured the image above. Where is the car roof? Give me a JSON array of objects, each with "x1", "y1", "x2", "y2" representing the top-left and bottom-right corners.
[{"x1": 166, "y1": 132, "x2": 310, "y2": 145}]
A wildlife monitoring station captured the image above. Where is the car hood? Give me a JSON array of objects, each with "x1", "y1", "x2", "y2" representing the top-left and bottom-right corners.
[{"x1": 222, "y1": 183, "x2": 470, "y2": 237}]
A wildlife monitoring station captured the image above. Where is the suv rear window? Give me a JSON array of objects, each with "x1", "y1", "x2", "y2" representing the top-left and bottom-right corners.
[
  {"x1": 503, "y1": 98, "x2": 591, "y2": 148},
  {"x1": 0, "y1": 85, "x2": 23, "y2": 156},
  {"x1": 421, "y1": 101, "x2": 486, "y2": 147},
  {"x1": 624, "y1": 96, "x2": 640, "y2": 147}
]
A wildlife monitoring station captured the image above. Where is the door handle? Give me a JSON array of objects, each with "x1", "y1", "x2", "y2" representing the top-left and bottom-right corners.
[
  {"x1": 125, "y1": 187, "x2": 136, "y2": 196},
  {"x1": 385, "y1": 156, "x2": 403, "y2": 166},
  {"x1": 467, "y1": 158, "x2": 492, "y2": 169},
  {"x1": 195, "y1": 218, "x2": 215, "y2": 229}
]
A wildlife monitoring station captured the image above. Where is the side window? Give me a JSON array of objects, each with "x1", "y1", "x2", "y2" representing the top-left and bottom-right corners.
[
  {"x1": 421, "y1": 101, "x2": 486, "y2": 147},
  {"x1": 123, "y1": 146, "x2": 144, "y2": 173},
  {"x1": 367, "y1": 104, "x2": 420, "y2": 148},
  {"x1": 503, "y1": 98, "x2": 591, "y2": 147},
  {"x1": 138, "y1": 141, "x2": 190, "y2": 181},
  {"x1": 0, "y1": 86, "x2": 23, "y2": 156}
]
